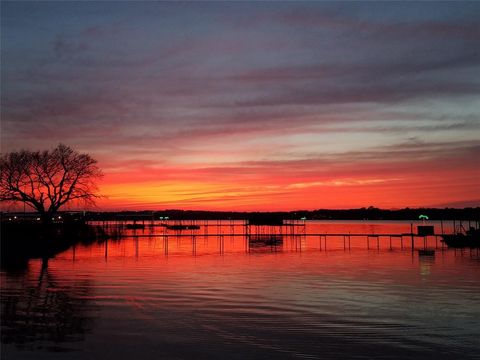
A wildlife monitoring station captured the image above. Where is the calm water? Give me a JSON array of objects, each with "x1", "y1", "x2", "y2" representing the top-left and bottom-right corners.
[{"x1": 2, "y1": 221, "x2": 480, "y2": 359}]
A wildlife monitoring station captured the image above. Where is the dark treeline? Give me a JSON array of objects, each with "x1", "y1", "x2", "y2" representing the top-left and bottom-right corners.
[
  {"x1": 1, "y1": 220, "x2": 109, "y2": 270},
  {"x1": 83, "y1": 207, "x2": 480, "y2": 221}
]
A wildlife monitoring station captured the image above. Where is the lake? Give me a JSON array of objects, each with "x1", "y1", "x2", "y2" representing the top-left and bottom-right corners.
[{"x1": 1, "y1": 220, "x2": 479, "y2": 359}]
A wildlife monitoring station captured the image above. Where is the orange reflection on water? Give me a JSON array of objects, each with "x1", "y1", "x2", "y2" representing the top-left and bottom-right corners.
[
  {"x1": 2, "y1": 221, "x2": 479, "y2": 359},
  {"x1": 53, "y1": 221, "x2": 463, "y2": 279}
]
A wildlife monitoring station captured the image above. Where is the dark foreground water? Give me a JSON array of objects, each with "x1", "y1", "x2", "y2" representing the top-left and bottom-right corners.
[{"x1": 2, "y1": 221, "x2": 480, "y2": 359}]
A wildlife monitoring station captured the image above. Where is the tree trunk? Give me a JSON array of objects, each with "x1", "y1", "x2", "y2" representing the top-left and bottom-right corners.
[{"x1": 40, "y1": 211, "x2": 54, "y2": 225}]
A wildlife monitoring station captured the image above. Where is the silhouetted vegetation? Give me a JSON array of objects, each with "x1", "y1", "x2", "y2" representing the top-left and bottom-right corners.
[
  {"x1": 1, "y1": 214, "x2": 109, "y2": 271},
  {"x1": 0, "y1": 144, "x2": 102, "y2": 223}
]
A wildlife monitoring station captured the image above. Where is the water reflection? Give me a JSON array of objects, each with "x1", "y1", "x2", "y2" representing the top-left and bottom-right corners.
[
  {"x1": 1, "y1": 221, "x2": 479, "y2": 359},
  {"x1": 419, "y1": 255, "x2": 435, "y2": 276},
  {"x1": 1, "y1": 259, "x2": 96, "y2": 352},
  {"x1": 248, "y1": 234, "x2": 283, "y2": 253}
]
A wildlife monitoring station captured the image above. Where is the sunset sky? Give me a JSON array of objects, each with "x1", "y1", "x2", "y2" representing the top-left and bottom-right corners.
[{"x1": 2, "y1": 2, "x2": 479, "y2": 211}]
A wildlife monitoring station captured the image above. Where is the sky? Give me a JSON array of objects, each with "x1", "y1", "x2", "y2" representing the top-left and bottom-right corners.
[{"x1": 1, "y1": 1, "x2": 480, "y2": 211}]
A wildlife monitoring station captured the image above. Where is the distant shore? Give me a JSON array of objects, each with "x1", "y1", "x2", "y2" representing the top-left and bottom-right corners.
[
  {"x1": 2, "y1": 207, "x2": 479, "y2": 222},
  {"x1": 81, "y1": 206, "x2": 480, "y2": 221}
]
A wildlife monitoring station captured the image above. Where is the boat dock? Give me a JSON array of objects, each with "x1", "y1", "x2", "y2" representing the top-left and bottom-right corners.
[{"x1": 91, "y1": 218, "x2": 479, "y2": 257}]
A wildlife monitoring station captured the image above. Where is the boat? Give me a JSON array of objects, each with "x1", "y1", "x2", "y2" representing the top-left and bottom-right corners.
[
  {"x1": 441, "y1": 227, "x2": 480, "y2": 248},
  {"x1": 125, "y1": 224, "x2": 145, "y2": 229},
  {"x1": 166, "y1": 224, "x2": 200, "y2": 230}
]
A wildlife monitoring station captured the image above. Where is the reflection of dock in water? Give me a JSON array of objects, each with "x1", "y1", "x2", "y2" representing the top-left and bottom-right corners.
[{"x1": 248, "y1": 234, "x2": 283, "y2": 252}]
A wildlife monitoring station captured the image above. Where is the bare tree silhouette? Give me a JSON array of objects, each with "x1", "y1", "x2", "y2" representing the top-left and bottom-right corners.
[{"x1": 1, "y1": 144, "x2": 102, "y2": 222}]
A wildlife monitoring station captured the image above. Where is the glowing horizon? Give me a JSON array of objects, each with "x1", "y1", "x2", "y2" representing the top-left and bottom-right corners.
[{"x1": 2, "y1": 2, "x2": 479, "y2": 211}]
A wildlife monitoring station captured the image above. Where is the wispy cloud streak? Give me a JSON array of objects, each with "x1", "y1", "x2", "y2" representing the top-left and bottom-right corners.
[{"x1": 1, "y1": 2, "x2": 479, "y2": 209}]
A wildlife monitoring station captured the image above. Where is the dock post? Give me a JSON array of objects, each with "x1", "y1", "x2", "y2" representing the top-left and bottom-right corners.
[
  {"x1": 164, "y1": 235, "x2": 168, "y2": 256},
  {"x1": 410, "y1": 223, "x2": 414, "y2": 251}
]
